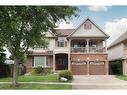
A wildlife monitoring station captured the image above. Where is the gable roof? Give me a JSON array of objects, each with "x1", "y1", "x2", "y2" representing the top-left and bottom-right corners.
[
  {"x1": 45, "y1": 29, "x2": 74, "y2": 38},
  {"x1": 108, "y1": 31, "x2": 127, "y2": 49},
  {"x1": 68, "y1": 18, "x2": 109, "y2": 38}
]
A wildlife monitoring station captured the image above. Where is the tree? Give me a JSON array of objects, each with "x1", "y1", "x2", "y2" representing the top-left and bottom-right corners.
[{"x1": 0, "y1": 6, "x2": 78, "y2": 86}]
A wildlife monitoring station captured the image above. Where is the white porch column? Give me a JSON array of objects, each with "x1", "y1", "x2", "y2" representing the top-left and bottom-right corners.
[
  {"x1": 87, "y1": 57, "x2": 90, "y2": 75},
  {"x1": 53, "y1": 54, "x2": 55, "y2": 72},
  {"x1": 68, "y1": 39, "x2": 71, "y2": 71},
  {"x1": 68, "y1": 53, "x2": 71, "y2": 71},
  {"x1": 86, "y1": 39, "x2": 89, "y2": 53},
  {"x1": 123, "y1": 59, "x2": 127, "y2": 75},
  {"x1": 105, "y1": 60, "x2": 109, "y2": 75},
  {"x1": 105, "y1": 39, "x2": 107, "y2": 53}
]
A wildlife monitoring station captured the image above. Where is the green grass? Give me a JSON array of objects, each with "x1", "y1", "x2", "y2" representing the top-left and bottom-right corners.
[
  {"x1": 0, "y1": 74, "x2": 59, "y2": 82},
  {"x1": 0, "y1": 84, "x2": 72, "y2": 90},
  {"x1": 116, "y1": 75, "x2": 127, "y2": 81}
]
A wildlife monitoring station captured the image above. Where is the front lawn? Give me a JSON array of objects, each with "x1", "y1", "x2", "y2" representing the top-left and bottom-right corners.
[
  {"x1": 116, "y1": 75, "x2": 127, "y2": 81},
  {"x1": 0, "y1": 74, "x2": 59, "y2": 82},
  {"x1": 0, "y1": 84, "x2": 72, "y2": 90}
]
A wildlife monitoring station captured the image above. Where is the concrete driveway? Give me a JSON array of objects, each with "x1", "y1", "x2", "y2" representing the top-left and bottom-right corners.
[{"x1": 72, "y1": 75, "x2": 127, "y2": 89}]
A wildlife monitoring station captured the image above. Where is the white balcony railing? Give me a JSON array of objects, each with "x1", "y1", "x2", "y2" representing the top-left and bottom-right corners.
[
  {"x1": 71, "y1": 47, "x2": 87, "y2": 53},
  {"x1": 89, "y1": 47, "x2": 106, "y2": 53},
  {"x1": 71, "y1": 47, "x2": 106, "y2": 53}
]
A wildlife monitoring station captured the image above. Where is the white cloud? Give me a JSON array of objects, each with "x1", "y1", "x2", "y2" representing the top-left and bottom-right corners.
[
  {"x1": 56, "y1": 20, "x2": 74, "y2": 29},
  {"x1": 88, "y1": 6, "x2": 108, "y2": 12},
  {"x1": 105, "y1": 18, "x2": 127, "y2": 46}
]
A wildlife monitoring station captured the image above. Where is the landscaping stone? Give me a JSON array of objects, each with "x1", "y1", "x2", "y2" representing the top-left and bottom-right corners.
[{"x1": 60, "y1": 77, "x2": 68, "y2": 82}]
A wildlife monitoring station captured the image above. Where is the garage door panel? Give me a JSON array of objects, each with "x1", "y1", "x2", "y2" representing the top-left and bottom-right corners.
[
  {"x1": 71, "y1": 64, "x2": 87, "y2": 75},
  {"x1": 89, "y1": 64, "x2": 105, "y2": 75}
]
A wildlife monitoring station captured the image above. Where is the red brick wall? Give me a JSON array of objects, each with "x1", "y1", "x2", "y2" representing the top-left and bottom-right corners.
[
  {"x1": 47, "y1": 56, "x2": 53, "y2": 67},
  {"x1": 71, "y1": 54, "x2": 107, "y2": 61},
  {"x1": 26, "y1": 56, "x2": 33, "y2": 73}
]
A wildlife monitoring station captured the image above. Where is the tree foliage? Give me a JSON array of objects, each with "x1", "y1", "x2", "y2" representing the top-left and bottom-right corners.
[
  {"x1": 0, "y1": 6, "x2": 78, "y2": 59},
  {"x1": 0, "y1": 6, "x2": 78, "y2": 86}
]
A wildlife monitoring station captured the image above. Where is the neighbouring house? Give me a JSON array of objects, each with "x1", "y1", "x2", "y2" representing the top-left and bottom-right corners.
[
  {"x1": 26, "y1": 18, "x2": 109, "y2": 75},
  {"x1": 108, "y1": 31, "x2": 127, "y2": 75}
]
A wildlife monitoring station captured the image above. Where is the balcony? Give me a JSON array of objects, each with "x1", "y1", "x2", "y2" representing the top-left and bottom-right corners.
[{"x1": 70, "y1": 39, "x2": 107, "y2": 54}]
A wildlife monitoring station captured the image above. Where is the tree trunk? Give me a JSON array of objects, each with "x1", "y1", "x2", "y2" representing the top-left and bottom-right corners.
[{"x1": 12, "y1": 58, "x2": 19, "y2": 86}]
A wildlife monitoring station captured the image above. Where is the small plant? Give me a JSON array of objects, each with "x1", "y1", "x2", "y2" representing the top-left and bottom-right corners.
[
  {"x1": 33, "y1": 67, "x2": 52, "y2": 75},
  {"x1": 58, "y1": 70, "x2": 73, "y2": 81},
  {"x1": 43, "y1": 67, "x2": 52, "y2": 74},
  {"x1": 33, "y1": 66, "x2": 43, "y2": 74}
]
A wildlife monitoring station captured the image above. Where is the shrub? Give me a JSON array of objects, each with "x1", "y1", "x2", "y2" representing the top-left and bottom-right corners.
[
  {"x1": 33, "y1": 67, "x2": 52, "y2": 75},
  {"x1": 109, "y1": 60, "x2": 122, "y2": 75},
  {"x1": 43, "y1": 67, "x2": 52, "y2": 74},
  {"x1": 58, "y1": 70, "x2": 73, "y2": 80},
  {"x1": 33, "y1": 66, "x2": 43, "y2": 74}
]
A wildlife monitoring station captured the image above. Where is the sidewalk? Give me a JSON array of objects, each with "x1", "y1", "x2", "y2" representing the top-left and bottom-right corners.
[{"x1": 1, "y1": 81, "x2": 127, "y2": 85}]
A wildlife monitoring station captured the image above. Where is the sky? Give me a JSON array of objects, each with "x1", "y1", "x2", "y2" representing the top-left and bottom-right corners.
[{"x1": 58, "y1": 6, "x2": 127, "y2": 46}]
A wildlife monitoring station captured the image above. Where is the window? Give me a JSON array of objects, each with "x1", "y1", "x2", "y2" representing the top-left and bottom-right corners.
[
  {"x1": 89, "y1": 61, "x2": 104, "y2": 65},
  {"x1": 58, "y1": 41, "x2": 65, "y2": 47},
  {"x1": 34, "y1": 56, "x2": 47, "y2": 67},
  {"x1": 57, "y1": 37, "x2": 67, "y2": 47},
  {"x1": 84, "y1": 23, "x2": 92, "y2": 30}
]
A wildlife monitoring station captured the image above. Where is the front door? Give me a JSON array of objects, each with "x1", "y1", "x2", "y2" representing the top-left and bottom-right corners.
[{"x1": 55, "y1": 54, "x2": 68, "y2": 70}]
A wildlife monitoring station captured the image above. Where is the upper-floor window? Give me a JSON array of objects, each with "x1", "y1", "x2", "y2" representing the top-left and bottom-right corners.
[
  {"x1": 57, "y1": 37, "x2": 67, "y2": 47},
  {"x1": 84, "y1": 23, "x2": 92, "y2": 30}
]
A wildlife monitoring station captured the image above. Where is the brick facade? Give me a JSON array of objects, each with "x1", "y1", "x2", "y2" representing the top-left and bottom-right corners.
[
  {"x1": 26, "y1": 54, "x2": 108, "y2": 75},
  {"x1": 26, "y1": 56, "x2": 33, "y2": 73}
]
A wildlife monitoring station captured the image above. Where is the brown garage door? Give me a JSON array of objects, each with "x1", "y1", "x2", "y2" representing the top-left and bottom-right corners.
[
  {"x1": 71, "y1": 64, "x2": 87, "y2": 75},
  {"x1": 71, "y1": 61, "x2": 106, "y2": 75},
  {"x1": 89, "y1": 61, "x2": 105, "y2": 75}
]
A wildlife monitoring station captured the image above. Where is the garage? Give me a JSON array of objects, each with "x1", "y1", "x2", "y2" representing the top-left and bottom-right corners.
[
  {"x1": 70, "y1": 54, "x2": 108, "y2": 75},
  {"x1": 71, "y1": 61, "x2": 106, "y2": 75}
]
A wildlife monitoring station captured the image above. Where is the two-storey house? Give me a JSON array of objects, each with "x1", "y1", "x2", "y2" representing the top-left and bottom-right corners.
[
  {"x1": 108, "y1": 31, "x2": 127, "y2": 75},
  {"x1": 26, "y1": 18, "x2": 109, "y2": 75}
]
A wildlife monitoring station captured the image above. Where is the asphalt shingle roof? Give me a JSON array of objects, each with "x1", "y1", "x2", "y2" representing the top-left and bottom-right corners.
[
  {"x1": 108, "y1": 31, "x2": 127, "y2": 49},
  {"x1": 56, "y1": 29, "x2": 74, "y2": 36}
]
